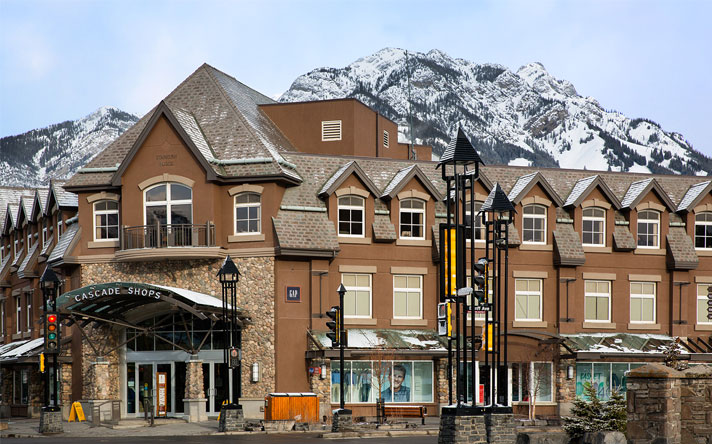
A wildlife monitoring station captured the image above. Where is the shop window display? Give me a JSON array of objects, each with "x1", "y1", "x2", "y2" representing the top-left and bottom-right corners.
[
  {"x1": 575, "y1": 362, "x2": 645, "y2": 401},
  {"x1": 331, "y1": 360, "x2": 433, "y2": 404}
]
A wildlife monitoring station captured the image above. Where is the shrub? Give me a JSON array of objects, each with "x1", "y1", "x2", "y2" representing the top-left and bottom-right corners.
[{"x1": 563, "y1": 382, "x2": 626, "y2": 438}]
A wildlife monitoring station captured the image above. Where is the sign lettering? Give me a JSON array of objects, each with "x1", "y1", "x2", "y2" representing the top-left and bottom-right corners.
[
  {"x1": 71, "y1": 284, "x2": 163, "y2": 303},
  {"x1": 286, "y1": 286, "x2": 301, "y2": 302}
]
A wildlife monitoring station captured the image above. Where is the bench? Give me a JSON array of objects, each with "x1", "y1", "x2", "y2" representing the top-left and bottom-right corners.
[{"x1": 382, "y1": 405, "x2": 426, "y2": 425}]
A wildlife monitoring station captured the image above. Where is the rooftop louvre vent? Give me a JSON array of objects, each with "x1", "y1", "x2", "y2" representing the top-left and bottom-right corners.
[
  {"x1": 383, "y1": 130, "x2": 389, "y2": 148},
  {"x1": 322, "y1": 120, "x2": 342, "y2": 141}
]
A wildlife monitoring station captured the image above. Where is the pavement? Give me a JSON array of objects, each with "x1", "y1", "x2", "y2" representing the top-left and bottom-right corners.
[{"x1": 0, "y1": 417, "x2": 441, "y2": 439}]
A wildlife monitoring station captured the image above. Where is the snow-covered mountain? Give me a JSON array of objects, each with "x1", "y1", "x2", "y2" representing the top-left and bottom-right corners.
[
  {"x1": 0, "y1": 107, "x2": 138, "y2": 187},
  {"x1": 281, "y1": 48, "x2": 711, "y2": 176}
]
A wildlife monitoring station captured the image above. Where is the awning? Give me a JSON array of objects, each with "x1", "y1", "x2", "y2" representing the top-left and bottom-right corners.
[
  {"x1": 562, "y1": 333, "x2": 689, "y2": 359},
  {"x1": 307, "y1": 328, "x2": 448, "y2": 359},
  {"x1": 0, "y1": 338, "x2": 45, "y2": 364}
]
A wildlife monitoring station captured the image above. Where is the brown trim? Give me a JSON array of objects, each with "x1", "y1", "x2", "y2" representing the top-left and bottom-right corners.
[
  {"x1": 87, "y1": 240, "x2": 119, "y2": 249},
  {"x1": 338, "y1": 237, "x2": 372, "y2": 245},
  {"x1": 519, "y1": 244, "x2": 553, "y2": 251},
  {"x1": 582, "y1": 272, "x2": 616, "y2": 280},
  {"x1": 583, "y1": 246, "x2": 612, "y2": 253},
  {"x1": 627, "y1": 323, "x2": 661, "y2": 330},
  {"x1": 228, "y1": 234, "x2": 265, "y2": 243},
  {"x1": 395, "y1": 239, "x2": 430, "y2": 246}
]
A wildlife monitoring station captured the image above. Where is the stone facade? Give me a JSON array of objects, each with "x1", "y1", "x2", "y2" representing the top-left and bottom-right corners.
[
  {"x1": 626, "y1": 364, "x2": 683, "y2": 444},
  {"x1": 218, "y1": 406, "x2": 246, "y2": 431},
  {"x1": 39, "y1": 409, "x2": 63, "y2": 433},
  {"x1": 185, "y1": 359, "x2": 204, "y2": 399},
  {"x1": 680, "y1": 365, "x2": 712, "y2": 444},
  {"x1": 437, "y1": 359, "x2": 449, "y2": 406},
  {"x1": 307, "y1": 358, "x2": 330, "y2": 421},
  {"x1": 438, "y1": 414, "x2": 487, "y2": 444},
  {"x1": 556, "y1": 356, "x2": 576, "y2": 416},
  {"x1": 79, "y1": 325, "x2": 120, "y2": 401}
]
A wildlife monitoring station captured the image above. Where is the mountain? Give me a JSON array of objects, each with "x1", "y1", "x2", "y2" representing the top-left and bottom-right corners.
[
  {"x1": 280, "y1": 48, "x2": 712, "y2": 176},
  {"x1": 0, "y1": 107, "x2": 138, "y2": 187}
]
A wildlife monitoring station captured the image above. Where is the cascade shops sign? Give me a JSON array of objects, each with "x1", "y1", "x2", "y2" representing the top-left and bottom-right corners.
[{"x1": 59, "y1": 282, "x2": 165, "y2": 307}]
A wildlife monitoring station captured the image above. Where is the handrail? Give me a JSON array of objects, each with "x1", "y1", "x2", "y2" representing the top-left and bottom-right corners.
[{"x1": 121, "y1": 222, "x2": 215, "y2": 250}]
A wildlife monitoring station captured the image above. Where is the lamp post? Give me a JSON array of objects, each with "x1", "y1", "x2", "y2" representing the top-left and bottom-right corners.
[
  {"x1": 336, "y1": 283, "x2": 348, "y2": 413},
  {"x1": 40, "y1": 266, "x2": 61, "y2": 411},
  {"x1": 217, "y1": 256, "x2": 241, "y2": 409}
]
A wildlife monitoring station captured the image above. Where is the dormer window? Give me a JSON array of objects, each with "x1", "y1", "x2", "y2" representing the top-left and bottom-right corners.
[
  {"x1": 695, "y1": 212, "x2": 712, "y2": 249},
  {"x1": 582, "y1": 207, "x2": 605, "y2": 246},
  {"x1": 399, "y1": 198, "x2": 425, "y2": 240},
  {"x1": 93, "y1": 200, "x2": 120, "y2": 241},
  {"x1": 322, "y1": 120, "x2": 342, "y2": 141},
  {"x1": 522, "y1": 204, "x2": 546, "y2": 244},
  {"x1": 338, "y1": 196, "x2": 364, "y2": 237},
  {"x1": 637, "y1": 210, "x2": 660, "y2": 248},
  {"x1": 235, "y1": 193, "x2": 261, "y2": 234}
]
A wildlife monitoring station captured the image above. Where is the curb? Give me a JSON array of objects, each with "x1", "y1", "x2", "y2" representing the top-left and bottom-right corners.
[{"x1": 322, "y1": 429, "x2": 438, "y2": 439}]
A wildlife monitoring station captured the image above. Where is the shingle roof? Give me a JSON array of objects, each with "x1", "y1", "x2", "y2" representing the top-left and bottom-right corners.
[
  {"x1": 507, "y1": 171, "x2": 564, "y2": 206},
  {"x1": 438, "y1": 127, "x2": 483, "y2": 166},
  {"x1": 613, "y1": 226, "x2": 636, "y2": 251},
  {"x1": 0, "y1": 255, "x2": 11, "y2": 285},
  {"x1": 48, "y1": 223, "x2": 79, "y2": 264},
  {"x1": 666, "y1": 227, "x2": 698, "y2": 270},
  {"x1": 564, "y1": 175, "x2": 622, "y2": 209},
  {"x1": 50, "y1": 181, "x2": 77, "y2": 208},
  {"x1": 381, "y1": 164, "x2": 443, "y2": 201},
  {"x1": 677, "y1": 181, "x2": 712, "y2": 212},
  {"x1": 553, "y1": 225, "x2": 585, "y2": 266},
  {"x1": 318, "y1": 160, "x2": 380, "y2": 198},
  {"x1": 620, "y1": 178, "x2": 676, "y2": 211},
  {"x1": 621, "y1": 178, "x2": 654, "y2": 208},
  {"x1": 17, "y1": 240, "x2": 39, "y2": 278},
  {"x1": 372, "y1": 215, "x2": 396, "y2": 242},
  {"x1": 272, "y1": 211, "x2": 339, "y2": 253}
]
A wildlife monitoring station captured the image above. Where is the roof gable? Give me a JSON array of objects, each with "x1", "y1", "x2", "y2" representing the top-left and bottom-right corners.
[
  {"x1": 677, "y1": 181, "x2": 712, "y2": 213},
  {"x1": 621, "y1": 178, "x2": 676, "y2": 211},
  {"x1": 318, "y1": 161, "x2": 380, "y2": 198},
  {"x1": 381, "y1": 164, "x2": 443, "y2": 201},
  {"x1": 507, "y1": 172, "x2": 564, "y2": 206},
  {"x1": 564, "y1": 175, "x2": 622, "y2": 209},
  {"x1": 18, "y1": 195, "x2": 34, "y2": 226},
  {"x1": 46, "y1": 180, "x2": 77, "y2": 212},
  {"x1": 30, "y1": 189, "x2": 49, "y2": 221}
]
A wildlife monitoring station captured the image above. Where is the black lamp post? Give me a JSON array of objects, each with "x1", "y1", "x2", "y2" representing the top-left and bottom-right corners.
[
  {"x1": 336, "y1": 283, "x2": 348, "y2": 413},
  {"x1": 217, "y1": 255, "x2": 242, "y2": 409},
  {"x1": 40, "y1": 266, "x2": 61, "y2": 411}
]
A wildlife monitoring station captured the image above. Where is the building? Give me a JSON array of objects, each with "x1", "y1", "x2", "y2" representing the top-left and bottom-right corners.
[{"x1": 1, "y1": 63, "x2": 711, "y2": 421}]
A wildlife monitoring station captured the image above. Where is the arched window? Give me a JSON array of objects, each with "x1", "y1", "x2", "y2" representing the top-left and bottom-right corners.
[
  {"x1": 582, "y1": 207, "x2": 605, "y2": 246},
  {"x1": 338, "y1": 195, "x2": 364, "y2": 237},
  {"x1": 144, "y1": 183, "x2": 193, "y2": 226},
  {"x1": 235, "y1": 192, "x2": 261, "y2": 234},
  {"x1": 695, "y1": 212, "x2": 712, "y2": 249},
  {"x1": 637, "y1": 210, "x2": 660, "y2": 248},
  {"x1": 93, "y1": 200, "x2": 119, "y2": 241},
  {"x1": 399, "y1": 198, "x2": 425, "y2": 239},
  {"x1": 523, "y1": 204, "x2": 547, "y2": 244}
]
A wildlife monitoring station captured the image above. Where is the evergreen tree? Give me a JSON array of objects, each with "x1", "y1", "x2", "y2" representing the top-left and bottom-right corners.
[
  {"x1": 603, "y1": 389, "x2": 627, "y2": 434},
  {"x1": 563, "y1": 382, "x2": 606, "y2": 438}
]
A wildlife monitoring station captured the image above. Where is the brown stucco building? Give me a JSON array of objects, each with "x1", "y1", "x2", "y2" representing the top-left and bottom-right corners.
[{"x1": 1, "y1": 63, "x2": 711, "y2": 421}]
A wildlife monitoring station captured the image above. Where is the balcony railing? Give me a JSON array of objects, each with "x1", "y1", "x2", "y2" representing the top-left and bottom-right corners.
[{"x1": 121, "y1": 223, "x2": 215, "y2": 250}]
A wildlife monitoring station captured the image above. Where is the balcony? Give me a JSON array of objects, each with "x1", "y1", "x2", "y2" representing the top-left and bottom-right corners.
[{"x1": 116, "y1": 222, "x2": 220, "y2": 261}]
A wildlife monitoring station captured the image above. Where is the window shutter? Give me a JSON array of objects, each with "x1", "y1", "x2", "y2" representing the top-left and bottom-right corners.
[{"x1": 321, "y1": 120, "x2": 342, "y2": 141}]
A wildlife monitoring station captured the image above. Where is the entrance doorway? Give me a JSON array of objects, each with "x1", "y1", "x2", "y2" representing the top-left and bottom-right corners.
[{"x1": 203, "y1": 362, "x2": 230, "y2": 416}]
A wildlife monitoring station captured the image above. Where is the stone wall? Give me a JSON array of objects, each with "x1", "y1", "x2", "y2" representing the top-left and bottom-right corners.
[
  {"x1": 79, "y1": 256, "x2": 276, "y2": 400},
  {"x1": 626, "y1": 363, "x2": 683, "y2": 444},
  {"x1": 556, "y1": 357, "x2": 576, "y2": 416},
  {"x1": 680, "y1": 365, "x2": 712, "y2": 444},
  {"x1": 307, "y1": 358, "x2": 330, "y2": 421},
  {"x1": 436, "y1": 358, "x2": 448, "y2": 406}
]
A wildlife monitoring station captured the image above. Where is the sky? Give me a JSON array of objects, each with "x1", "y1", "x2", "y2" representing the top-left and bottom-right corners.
[{"x1": 1, "y1": 0, "x2": 711, "y2": 157}]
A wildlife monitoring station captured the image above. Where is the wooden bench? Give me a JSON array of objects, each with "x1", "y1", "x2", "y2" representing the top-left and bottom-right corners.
[{"x1": 382, "y1": 405, "x2": 426, "y2": 425}]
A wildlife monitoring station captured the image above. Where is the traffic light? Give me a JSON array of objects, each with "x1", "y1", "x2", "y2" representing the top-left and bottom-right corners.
[
  {"x1": 473, "y1": 258, "x2": 487, "y2": 306},
  {"x1": 326, "y1": 306, "x2": 340, "y2": 347},
  {"x1": 44, "y1": 312, "x2": 60, "y2": 353}
]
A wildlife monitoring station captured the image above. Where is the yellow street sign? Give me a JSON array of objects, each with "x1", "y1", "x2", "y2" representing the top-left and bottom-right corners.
[{"x1": 69, "y1": 401, "x2": 86, "y2": 422}]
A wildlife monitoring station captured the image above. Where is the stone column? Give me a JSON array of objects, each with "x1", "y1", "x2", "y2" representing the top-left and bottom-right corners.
[
  {"x1": 626, "y1": 363, "x2": 683, "y2": 444},
  {"x1": 183, "y1": 357, "x2": 207, "y2": 422},
  {"x1": 680, "y1": 365, "x2": 712, "y2": 443},
  {"x1": 87, "y1": 358, "x2": 112, "y2": 423}
]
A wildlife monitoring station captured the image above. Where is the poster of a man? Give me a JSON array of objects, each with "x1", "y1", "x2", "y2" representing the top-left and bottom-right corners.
[{"x1": 381, "y1": 363, "x2": 410, "y2": 402}]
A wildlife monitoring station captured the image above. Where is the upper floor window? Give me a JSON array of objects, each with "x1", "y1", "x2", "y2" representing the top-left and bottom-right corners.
[
  {"x1": 695, "y1": 212, "x2": 712, "y2": 249},
  {"x1": 338, "y1": 196, "x2": 364, "y2": 237},
  {"x1": 697, "y1": 283, "x2": 712, "y2": 325},
  {"x1": 515, "y1": 279, "x2": 542, "y2": 321},
  {"x1": 57, "y1": 217, "x2": 63, "y2": 238},
  {"x1": 393, "y1": 275, "x2": 422, "y2": 319},
  {"x1": 342, "y1": 273, "x2": 371, "y2": 318},
  {"x1": 144, "y1": 183, "x2": 193, "y2": 225},
  {"x1": 465, "y1": 202, "x2": 486, "y2": 241},
  {"x1": 25, "y1": 292, "x2": 32, "y2": 333},
  {"x1": 322, "y1": 120, "x2": 342, "y2": 141},
  {"x1": 585, "y1": 280, "x2": 611, "y2": 322},
  {"x1": 582, "y1": 207, "x2": 605, "y2": 246},
  {"x1": 522, "y1": 204, "x2": 546, "y2": 244},
  {"x1": 630, "y1": 282, "x2": 656, "y2": 324},
  {"x1": 400, "y1": 198, "x2": 425, "y2": 239},
  {"x1": 93, "y1": 200, "x2": 119, "y2": 241},
  {"x1": 42, "y1": 227, "x2": 48, "y2": 248},
  {"x1": 235, "y1": 193, "x2": 261, "y2": 234},
  {"x1": 637, "y1": 210, "x2": 660, "y2": 248},
  {"x1": 15, "y1": 296, "x2": 21, "y2": 334}
]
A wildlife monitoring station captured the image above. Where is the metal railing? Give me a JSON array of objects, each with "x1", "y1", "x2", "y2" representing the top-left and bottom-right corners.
[{"x1": 121, "y1": 222, "x2": 215, "y2": 250}]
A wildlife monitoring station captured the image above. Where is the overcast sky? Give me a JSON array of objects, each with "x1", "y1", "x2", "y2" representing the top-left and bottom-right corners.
[{"x1": 1, "y1": 0, "x2": 710, "y2": 157}]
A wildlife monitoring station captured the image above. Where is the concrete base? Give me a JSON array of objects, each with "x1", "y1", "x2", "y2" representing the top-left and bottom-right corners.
[
  {"x1": 332, "y1": 409, "x2": 354, "y2": 433},
  {"x1": 239, "y1": 397, "x2": 264, "y2": 419},
  {"x1": 218, "y1": 406, "x2": 245, "y2": 432},
  {"x1": 39, "y1": 408, "x2": 63, "y2": 434},
  {"x1": 182, "y1": 398, "x2": 208, "y2": 423},
  {"x1": 438, "y1": 412, "x2": 515, "y2": 444}
]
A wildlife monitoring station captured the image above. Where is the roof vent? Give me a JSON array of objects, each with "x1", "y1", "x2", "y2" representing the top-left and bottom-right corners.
[
  {"x1": 321, "y1": 120, "x2": 342, "y2": 141},
  {"x1": 383, "y1": 130, "x2": 389, "y2": 148}
]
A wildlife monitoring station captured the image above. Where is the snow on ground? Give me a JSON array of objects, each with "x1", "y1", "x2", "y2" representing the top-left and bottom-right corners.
[{"x1": 508, "y1": 157, "x2": 530, "y2": 167}]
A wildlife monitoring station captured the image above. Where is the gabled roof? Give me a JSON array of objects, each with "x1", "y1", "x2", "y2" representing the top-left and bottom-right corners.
[
  {"x1": 620, "y1": 178, "x2": 676, "y2": 211},
  {"x1": 47, "y1": 223, "x2": 79, "y2": 265},
  {"x1": 677, "y1": 181, "x2": 712, "y2": 213},
  {"x1": 47, "y1": 180, "x2": 78, "y2": 211},
  {"x1": 30, "y1": 188, "x2": 50, "y2": 220},
  {"x1": 17, "y1": 240, "x2": 39, "y2": 279},
  {"x1": 438, "y1": 128, "x2": 483, "y2": 166},
  {"x1": 318, "y1": 161, "x2": 380, "y2": 198},
  {"x1": 564, "y1": 175, "x2": 622, "y2": 209},
  {"x1": 18, "y1": 195, "x2": 34, "y2": 226},
  {"x1": 5, "y1": 203, "x2": 20, "y2": 233},
  {"x1": 381, "y1": 164, "x2": 443, "y2": 201},
  {"x1": 507, "y1": 172, "x2": 564, "y2": 206}
]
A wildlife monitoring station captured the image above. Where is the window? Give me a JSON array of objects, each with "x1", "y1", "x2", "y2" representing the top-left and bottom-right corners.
[
  {"x1": 383, "y1": 130, "x2": 389, "y2": 148},
  {"x1": 13, "y1": 239, "x2": 18, "y2": 257},
  {"x1": 1, "y1": 300, "x2": 5, "y2": 336},
  {"x1": 511, "y1": 362, "x2": 552, "y2": 403},
  {"x1": 342, "y1": 273, "x2": 371, "y2": 318},
  {"x1": 42, "y1": 227, "x2": 48, "y2": 248},
  {"x1": 582, "y1": 207, "x2": 606, "y2": 246},
  {"x1": 321, "y1": 120, "x2": 342, "y2": 141},
  {"x1": 697, "y1": 284, "x2": 712, "y2": 324},
  {"x1": 93, "y1": 200, "x2": 119, "y2": 241},
  {"x1": 338, "y1": 196, "x2": 364, "y2": 237},
  {"x1": 630, "y1": 282, "x2": 656, "y2": 323},
  {"x1": 522, "y1": 205, "x2": 546, "y2": 244},
  {"x1": 26, "y1": 232, "x2": 31, "y2": 247},
  {"x1": 331, "y1": 360, "x2": 433, "y2": 404},
  {"x1": 15, "y1": 295, "x2": 21, "y2": 334},
  {"x1": 465, "y1": 202, "x2": 486, "y2": 241},
  {"x1": 144, "y1": 183, "x2": 193, "y2": 225},
  {"x1": 57, "y1": 212, "x2": 63, "y2": 238},
  {"x1": 234, "y1": 193, "x2": 261, "y2": 234},
  {"x1": 393, "y1": 275, "x2": 422, "y2": 319},
  {"x1": 399, "y1": 198, "x2": 425, "y2": 239},
  {"x1": 585, "y1": 280, "x2": 611, "y2": 322},
  {"x1": 695, "y1": 212, "x2": 712, "y2": 249},
  {"x1": 515, "y1": 279, "x2": 542, "y2": 321},
  {"x1": 25, "y1": 292, "x2": 32, "y2": 333},
  {"x1": 637, "y1": 210, "x2": 660, "y2": 248},
  {"x1": 576, "y1": 362, "x2": 645, "y2": 401}
]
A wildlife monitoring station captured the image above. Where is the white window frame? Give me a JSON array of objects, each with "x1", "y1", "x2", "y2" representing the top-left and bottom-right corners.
[
  {"x1": 515, "y1": 279, "x2": 543, "y2": 321},
  {"x1": 694, "y1": 212, "x2": 712, "y2": 250},
  {"x1": 466, "y1": 202, "x2": 486, "y2": 243},
  {"x1": 321, "y1": 120, "x2": 342, "y2": 141},
  {"x1": 337, "y1": 195, "x2": 365, "y2": 238},
  {"x1": 584, "y1": 280, "x2": 611, "y2": 322},
  {"x1": 582, "y1": 207, "x2": 606, "y2": 246},
  {"x1": 630, "y1": 282, "x2": 656, "y2": 324},
  {"x1": 383, "y1": 130, "x2": 389, "y2": 148},
  {"x1": 399, "y1": 198, "x2": 425, "y2": 240},
  {"x1": 522, "y1": 204, "x2": 547, "y2": 244},
  {"x1": 25, "y1": 292, "x2": 32, "y2": 333},
  {"x1": 697, "y1": 283, "x2": 712, "y2": 325},
  {"x1": 341, "y1": 273, "x2": 372, "y2": 318},
  {"x1": 234, "y1": 192, "x2": 261, "y2": 235},
  {"x1": 393, "y1": 275, "x2": 423, "y2": 319},
  {"x1": 1, "y1": 245, "x2": 4, "y2": 262},
  {"x1": 93, "y1": 200, "x2": 120, "y2": 241},
  {"x1": 637, "y1": 210, "x2": 660, "y2": 248},
  {"x1": 143, "y1": 182, "x2": 193, "y2": 225},
  {"x1": 42, "y1": 227, "x2": 48, "y2": 248},
  {"x1": 15, "y1": 296, "x2": 21, "y2": 334},
  {"x1": 511, "y1": 362, "x2": 554, "y2": 404}
]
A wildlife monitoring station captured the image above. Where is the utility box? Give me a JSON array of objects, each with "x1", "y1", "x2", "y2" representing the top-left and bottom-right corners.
[{"x1": 264, "y1": 392, "x2": 318, "y2": 423}]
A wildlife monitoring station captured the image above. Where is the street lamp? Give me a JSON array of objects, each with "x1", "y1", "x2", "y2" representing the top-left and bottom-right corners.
[
  {"x1": 336, "y1": 283, "x2": 348, "y2": 413},
  {"x1": 40, "y1": 266, "x2": 61, "y2": 411},
  {"x1": 217, "y1": 256, "x2": 241, "y2": 409}
]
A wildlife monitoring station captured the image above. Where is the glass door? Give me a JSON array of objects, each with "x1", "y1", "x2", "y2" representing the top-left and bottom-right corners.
[
  {"x1": 138, "y1": 364, "x2": 153, "y2": 415},
  {"x1": 202, "y1": 362, "x2": 231, "y2": 416}
]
